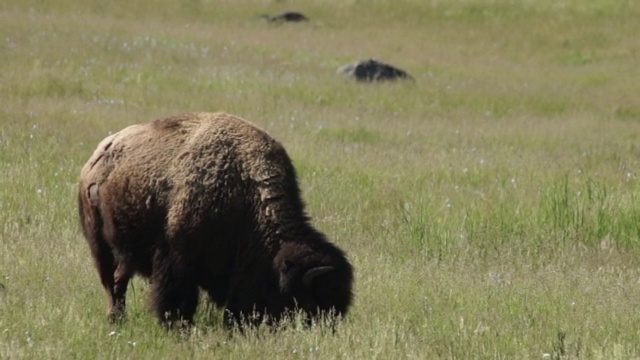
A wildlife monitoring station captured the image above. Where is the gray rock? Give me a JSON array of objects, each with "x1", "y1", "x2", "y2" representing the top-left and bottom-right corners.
[
  {"x1": 262, "y1": 11, "x2": 309, "y2": 23},
  {"x1": 339, "y1": 59, "x2": 413, "y2": 82}
]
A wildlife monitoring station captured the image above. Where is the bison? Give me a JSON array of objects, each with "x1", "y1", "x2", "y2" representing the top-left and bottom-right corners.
[{"x1": 78, "y1": 112, "x2": 353, "y2": 327}]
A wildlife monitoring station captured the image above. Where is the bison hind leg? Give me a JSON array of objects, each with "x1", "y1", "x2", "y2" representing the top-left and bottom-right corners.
[
  {"x1": 150, "y1": 247, "x2": 199, "y2": 327},
  {"x1": 80, "y1": 190, "x2": 124, "y2": 322},
  {"x1": 108, "y1": 259, "x2": 134, "y2": 323},
  {"x1": 86, "y1": 228, "x2": 131, "y2": 323}
]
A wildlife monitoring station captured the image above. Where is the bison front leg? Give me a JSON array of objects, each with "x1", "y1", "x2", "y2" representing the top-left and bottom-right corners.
[
  {"x1": 150, "y1": 247, "x2": 199, "y2": 327},
  {"x1": 223, "y1": 287, "x2": 270, "y2": 329}
]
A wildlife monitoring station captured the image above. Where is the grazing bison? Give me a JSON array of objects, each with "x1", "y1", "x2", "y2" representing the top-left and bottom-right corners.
[{"x1": 78, "y1": 112, "x2": 353, "y2": 327}]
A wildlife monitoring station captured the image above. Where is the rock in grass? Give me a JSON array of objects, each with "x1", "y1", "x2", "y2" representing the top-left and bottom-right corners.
[
  {"x1": 262, "y1": 11, "x2": 309, "y2": 23},
  {"x1": 338, "y1": 59, "x2": 413, "y2": 82}
]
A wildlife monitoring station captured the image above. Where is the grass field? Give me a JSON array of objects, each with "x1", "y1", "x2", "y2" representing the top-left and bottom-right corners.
[{"x1": 2, "y1": 0, "x2": 640, "y2": 358}]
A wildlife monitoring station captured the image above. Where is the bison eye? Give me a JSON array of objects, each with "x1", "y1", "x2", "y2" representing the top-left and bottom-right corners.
[
  {"x1": 278, "y1": 262, "x2": 299, "y2": 291},
  {"x1": 282, "y1": 260, "x2": 295, "y2": 273}
]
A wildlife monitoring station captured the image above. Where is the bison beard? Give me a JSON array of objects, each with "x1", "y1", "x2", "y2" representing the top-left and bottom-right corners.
[{"x1": 78, "y1": 112, "x2": 353, "y2": 328}]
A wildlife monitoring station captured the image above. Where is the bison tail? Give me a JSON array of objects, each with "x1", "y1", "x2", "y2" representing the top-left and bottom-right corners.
[{"x1": 78, "y1": 184, "x2": 107, "y2": 253}]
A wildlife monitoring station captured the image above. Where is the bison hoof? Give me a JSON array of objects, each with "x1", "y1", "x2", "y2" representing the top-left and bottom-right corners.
[
  {"x1": 108, "y1": 304, "x2": 126, "y2": 323},
  {"x1": 107, "y1": 311, "x2": 125, "y2": 324},
  {"x1": 161, "y1": 318, "x2": 193, "y2": 332}
]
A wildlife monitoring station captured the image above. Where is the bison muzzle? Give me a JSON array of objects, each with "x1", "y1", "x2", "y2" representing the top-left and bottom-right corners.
[{"x1": 78, "y1": 112, "x2": 353, "y2": 327}]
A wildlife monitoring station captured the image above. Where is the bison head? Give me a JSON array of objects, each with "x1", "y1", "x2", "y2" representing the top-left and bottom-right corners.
[{"x1": 273, "y1": 241, "x2": 353, "y2": 321}]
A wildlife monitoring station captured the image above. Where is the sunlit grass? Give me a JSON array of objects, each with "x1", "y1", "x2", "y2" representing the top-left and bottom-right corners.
[{"x1": 2, "y1": 0, "x2": 640, "y2": 358}]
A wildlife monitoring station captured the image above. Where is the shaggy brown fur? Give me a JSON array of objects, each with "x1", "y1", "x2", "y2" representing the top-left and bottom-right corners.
[{"x1": 78, "y1": 112, "x2": 353, "y2": 327}]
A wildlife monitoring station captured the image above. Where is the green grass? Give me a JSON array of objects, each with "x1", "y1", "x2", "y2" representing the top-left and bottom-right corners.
[{"x1": 2, "y1": 0, "x2": 640, "y2": 358}]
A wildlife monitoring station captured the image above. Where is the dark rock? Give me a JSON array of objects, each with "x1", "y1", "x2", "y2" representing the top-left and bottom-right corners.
[
  {"x1": 262, "y1": 11, "x2": 309, "y2": 23},
  {"x1": 338, "y1": 59, "x2": 413, "y2": 82}
]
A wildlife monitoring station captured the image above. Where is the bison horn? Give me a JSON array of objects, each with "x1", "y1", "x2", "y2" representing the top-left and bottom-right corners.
[{"x1": 302, "y1": 266, "x2": 335, "y2": 288}]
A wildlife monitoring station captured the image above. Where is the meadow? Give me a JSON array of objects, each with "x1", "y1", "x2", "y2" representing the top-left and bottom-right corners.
[{"x1": 1, "y1": 0, "x2": 640, "y2": 358}]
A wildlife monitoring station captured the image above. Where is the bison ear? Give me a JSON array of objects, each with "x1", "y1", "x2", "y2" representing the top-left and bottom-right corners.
[{"x1": 302, "y1": 266, "x2": 335, "y2": 288}]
